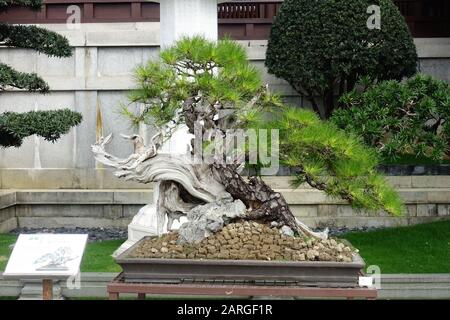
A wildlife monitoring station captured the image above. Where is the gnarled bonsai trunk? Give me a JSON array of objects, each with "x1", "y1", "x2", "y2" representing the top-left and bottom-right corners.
[{"x1": 212, "y1": 164, "x2": 328, "y2": 239}]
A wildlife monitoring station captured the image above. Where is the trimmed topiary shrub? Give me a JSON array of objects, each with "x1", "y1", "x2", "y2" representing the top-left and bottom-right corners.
[
  {"x1": 265, "y1": 0, "x2": 418, "y2": 118},
  {"x1": 331, "y1": 74, "x2": 450, "y2": 162},
  {"x1": 0, "y1": 0, "x2": 82, "y2": 147},
  {"x1": 0, "y1": 109, "x2": 82, "y2": 147}
]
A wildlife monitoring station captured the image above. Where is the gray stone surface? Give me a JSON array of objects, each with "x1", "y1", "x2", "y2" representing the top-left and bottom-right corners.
[
  {"x1": 280, "y1": 225, "x2": 294, "y2": 237},
  {"x1": 178, "y1": 199, "x2": 246, "y2": 243},
  {"x1": 0, "y1": 217, "x2": 17, "y2": 233},
  {"x1": 0, "y1": 185, "x2": 450, "y2": 232},
  {"x1": 19, "y1": 280, "x2": 63, "y2": 300}
]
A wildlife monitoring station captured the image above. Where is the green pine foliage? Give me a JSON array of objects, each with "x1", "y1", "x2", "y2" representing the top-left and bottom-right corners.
[
  {"x1": 331, "y1": 74, "x2": 450, "y2": 162},
  {"x1": 124, "y1": 36, "x2": 275, "y2": 127},
  {"x1": 265, "y1": 0, "x2": 418, "y2": 119},
  {"x1": 245, "y1": 105, "x2": 404, "y2": 217},
  {"x1": 0, "y1": 24, "x2": 72, "y2": 57},
  {"x1": 0, "y1": 0, "x2": 81, "y2": 147},
  {"x1": 125, "y1": 37, "x2": 404, "y2": 217}
]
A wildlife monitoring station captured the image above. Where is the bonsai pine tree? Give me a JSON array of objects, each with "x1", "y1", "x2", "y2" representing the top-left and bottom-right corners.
[
  {"x1": 265, "y1": 0, "x2": 418, "y2": 119},
  {"x1": 118, "y1": 37, "x2": 403, "y2": 237},
  {"x1": 0, "y1": 0, "x2": 82, "y2": 147}
]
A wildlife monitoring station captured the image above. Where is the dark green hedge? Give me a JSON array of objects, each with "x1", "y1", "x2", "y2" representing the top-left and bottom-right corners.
[
  {"x1": 0, "y1": 24, "x2": 71, "y2": 58},
  {"x1": 0, "y1": 0, "x2": 42, "y2": 12},
  {"x1": 331, "y1": 74, "x2": 450, "y2": 162},
  {"x1": 0, "y1": 63, "x2": 49, "y2": 93},
  {"x1": 0, "y1": 109, "x2": 83, "y2": 147}
]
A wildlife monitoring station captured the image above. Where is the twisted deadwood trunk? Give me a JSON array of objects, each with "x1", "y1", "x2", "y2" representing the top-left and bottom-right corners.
[{"x1": 92, "y1": 133, "x2": 328, "y2": 240}]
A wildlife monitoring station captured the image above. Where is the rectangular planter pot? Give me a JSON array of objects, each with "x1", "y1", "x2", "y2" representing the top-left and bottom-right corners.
[{"x1": 116, "y1": 237, "x2": 366, "y2": 287}]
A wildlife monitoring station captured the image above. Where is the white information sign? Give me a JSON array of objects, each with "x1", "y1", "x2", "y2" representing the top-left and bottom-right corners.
[{"x1": 3, "y1": 234, "x2": 88, "y2": 279}]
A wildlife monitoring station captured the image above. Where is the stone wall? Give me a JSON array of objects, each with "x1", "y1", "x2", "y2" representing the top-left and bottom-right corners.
[
  {"x1": 0, "y1": 23, "x2": 449, "y2": 188},
  {"x1": 1, "y1": 176, "x2": 450, "y2": 232}
]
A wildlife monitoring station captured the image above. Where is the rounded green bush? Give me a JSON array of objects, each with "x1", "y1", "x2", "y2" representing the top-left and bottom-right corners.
[{"x1": 265, "y1": 0, "x2": 418, "y2": 118}]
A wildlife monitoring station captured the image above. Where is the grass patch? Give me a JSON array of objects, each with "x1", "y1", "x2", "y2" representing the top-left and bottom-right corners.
[
  {"x1": 81, "y1": 240, "x2": 123, "y2": 272},
  {"x1": 0, "y1": 234, "x2": 17, "y2": 271},
  {"x1": 341, "y1": 220, "x2": 450, "y2": 273}
]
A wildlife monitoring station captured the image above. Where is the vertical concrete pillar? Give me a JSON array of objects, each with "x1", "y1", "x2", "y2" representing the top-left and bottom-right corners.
[{"x1": 159, "y1": 0, "x2": 218, "y2": 48}]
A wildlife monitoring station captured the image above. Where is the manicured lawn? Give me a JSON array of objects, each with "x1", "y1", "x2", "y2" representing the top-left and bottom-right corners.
[
  {"x1": 1, "y1": 220, "x2": 450, "y2": 274},
  {"x1": 0, "y1": 234, "x2": 16, "y2": 271},
  {"x1": 340, "y1": 220, "x2": 450, "y2": 273},
  {"x1": 81, "y1": 240, "x2": 122, "y2": 272}
]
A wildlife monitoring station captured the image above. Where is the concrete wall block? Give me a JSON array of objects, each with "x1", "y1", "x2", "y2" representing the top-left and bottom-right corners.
[
  {"x1": 399, "y1": 190, "x2": 429, "y2": 203},
  {"x1": 419, "y1": 58, "x2": 450, "y2": 82},
  {"x1": 283, "y1": 190, "x2": 344, "y2": 205},
  {"x1": 16, "y1": 191, "x2": 113, "y2": 204},
  {"x1": 17, "y1": 217, "x2": 131, "y2": 229},
  {"x1": 103, "y1": 205, "x2": 123, "y2": 219},
  {"x1": 0, "y1": 48, "x2": 37, "y2": 73},
  {"x1": 74, "y1": 91, "x2": 97, "y2": 169},
  {"x1": 113, "y1": 191, "x2": 153, "y2": 204},
  {"x1": 438, "y1": 204, "x2": 450, "y2": 216},
  {"x1": 86, "y1": 30, "x2": 160, "y2": 47},
  {"x1": 386, "y1": 176, "x2": 412, "y2": 188},
  {"x1": 0, "y1": 192, "x2": 16, "y2": 210},
  {"x1": 83, "y1": 169, "x2": 153, "y2": 189},
  {"x1": 416, "y1": 204, "x2": 438, "y2": 217},
  {"x1": 411, "y1": 176, "x2": 450, "y2": 188},
  {"x1": 0, "y1": 169, "x2": 77, "y2": 189},
  {"x1": 0, "y1": 217, "x2": 18, "y2": 233},
  {"x1": 262, "y1": 176, "x2": 310, "y2": 189},
  {"x1": 336, "y1": 206, "x2": 367, "y2": 217},
  {"x1": 0, "y1": 206, "x2": 16, "y2": 223},
  {"x1": 98, "y1": 91, "x2": 137, "y2": 159},
  {"x1": 15, "y1": 204, "x2": 104, "y2": 218},
  {"x1": 408, "y1": 216, "x2": 450, "y2": 226},
  {"x1": 123, "y1": 204, "x2": 145, "y2": 218},
  {"x1": 317, "y1": 205, "x2": 338, "y2": 217},
  {"x1": 316, "y1": 216, "x2": 409, "y2": 229},
  {"x1": 405, "y1": 204, "x2": 417, "y2": 217},
  {"x1": 290, "y1": 205, "x2": 318, "y2": 217},
  {"x1": 427, "y1": 190, "x2": 450, "y2": 203},
  {"x1": 36, "y1": 49, "x2": 75, "y2": 76},
  {"x1": 0, "y1": 169, "x2": 154, "y2": 189},
  {"x1": 97, "y1": 47, "x2": 158, "y2": 76}
]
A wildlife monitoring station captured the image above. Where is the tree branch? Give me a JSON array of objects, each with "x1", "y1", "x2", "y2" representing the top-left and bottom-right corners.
[
  {"x1": 0, "y1": 23, "x2": 71, "y2": 57},
  {"x1": 0, "y1": 63, "x2": 49, "y2": 92}
]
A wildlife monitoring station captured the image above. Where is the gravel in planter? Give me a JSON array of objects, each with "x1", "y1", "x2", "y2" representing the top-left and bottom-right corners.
[{"x1": 129, "y1": 221, "x2": 354, "y2": 262}]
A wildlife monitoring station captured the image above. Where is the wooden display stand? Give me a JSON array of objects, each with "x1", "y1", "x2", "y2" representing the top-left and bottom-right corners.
[{"x1": 107, "y1": 273, "x2": 377, "y2": 300}]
